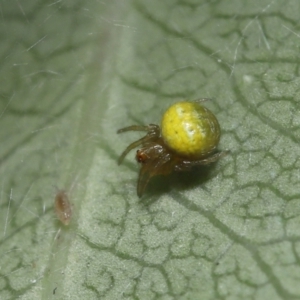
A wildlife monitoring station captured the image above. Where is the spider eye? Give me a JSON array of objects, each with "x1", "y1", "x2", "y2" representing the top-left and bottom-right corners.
[
  {"x1": 136, "y1": 149, "x2": 148, "y2": 163},
  {"x1": 161, "y1": 101, "x2": 220, "y2": 158}
]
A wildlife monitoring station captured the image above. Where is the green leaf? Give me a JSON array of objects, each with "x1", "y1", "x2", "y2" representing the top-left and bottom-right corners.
[{"x1": 1, "y1": 0, "x2": 300, "y2": 299}]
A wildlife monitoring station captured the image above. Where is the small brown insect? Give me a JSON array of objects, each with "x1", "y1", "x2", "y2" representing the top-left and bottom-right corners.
[{"x1": 54, "y1": 189, "x2": 72, "y2": 225}]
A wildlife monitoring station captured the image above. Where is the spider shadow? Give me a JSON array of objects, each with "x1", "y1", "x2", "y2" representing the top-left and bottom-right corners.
[{"x1": 143, "y1": 163, "x2": 219, "y2": 205}]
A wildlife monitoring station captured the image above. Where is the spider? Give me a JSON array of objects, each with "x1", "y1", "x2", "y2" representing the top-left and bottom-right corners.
[{"x1": 117, "y1": 100, "x2": 228, "y2": 197}]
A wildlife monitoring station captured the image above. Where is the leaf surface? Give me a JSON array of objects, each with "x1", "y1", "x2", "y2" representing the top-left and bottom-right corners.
[{"x1": 0, "y1": 0, "x2": 300, "y2": 299}]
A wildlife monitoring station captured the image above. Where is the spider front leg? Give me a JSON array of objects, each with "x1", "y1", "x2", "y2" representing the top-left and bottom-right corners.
[
  {"x1": 194, "y1": 98, "x2": 212, "y2": 103},
  {"x1": 174, "y1": 151, "x2": 229, "y2": 172},
  {"x1": 117, "y1": 124, "x2": 160, "y2": 165}
]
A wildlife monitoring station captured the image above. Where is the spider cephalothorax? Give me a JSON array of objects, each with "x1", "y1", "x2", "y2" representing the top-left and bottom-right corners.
[{"x1": 117, "y1": 100, "x2": 228, "y2": 197}]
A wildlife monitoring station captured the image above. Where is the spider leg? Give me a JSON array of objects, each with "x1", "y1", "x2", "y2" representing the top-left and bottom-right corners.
[
  {"x1": 117, "y1": 135, "x2": 153, "y2": 165},
  {"x1": 117, "y1": 124, "x2": 160, "y2": 165},
  {"x1": 194, "y1": 98, "x2": 213, "y2": 103},
  {"x1": 197, "y1": 151, "x2": 229, "y2": 165},
  {"x1": 175, "y1": 151, "x2": 229, "y2": 171},
  {"x1": 137, "y1": 156, "x2": 174, "y2": 197},
  {"x1": 117, "y1": 124, "x2": 160, "y2": 135},
  {"x1": 137, "y1": 165, "x2": 152, "y2": 198},
  {"x1": 117, "y1": 125, "x2": 149, "y2": 134}
]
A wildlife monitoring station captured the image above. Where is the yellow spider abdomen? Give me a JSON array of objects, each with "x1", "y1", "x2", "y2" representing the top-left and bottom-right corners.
[{"x1": 161, "y1": 101, "x2": 221, "y2": 158}]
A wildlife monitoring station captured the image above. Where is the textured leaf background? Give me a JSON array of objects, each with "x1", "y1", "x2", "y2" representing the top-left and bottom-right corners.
[{"x1": 1, "y1": 0, "x2": 300, "y2": 299}]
